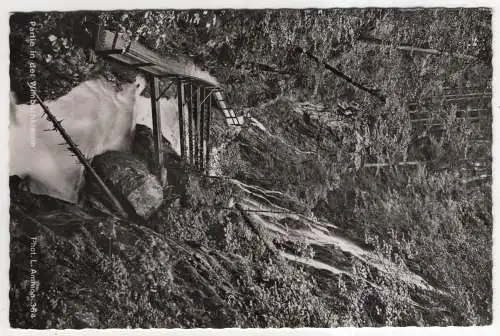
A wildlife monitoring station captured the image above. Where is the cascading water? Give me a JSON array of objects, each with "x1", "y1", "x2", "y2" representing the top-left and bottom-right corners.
[
  {"x1": 9, "y1": 75, "x2": 182, "y2": 203},
  {"x1": 218, "y1": 112, "x2": 444, "y2": 297},
  {"x1": 229, "y1": 175, "x2": 446, "y2": 299}
]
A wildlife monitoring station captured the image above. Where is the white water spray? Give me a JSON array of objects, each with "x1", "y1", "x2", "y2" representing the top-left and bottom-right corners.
[{"x1": 9, "y1": 75, "x2": 181, "y2": 203}]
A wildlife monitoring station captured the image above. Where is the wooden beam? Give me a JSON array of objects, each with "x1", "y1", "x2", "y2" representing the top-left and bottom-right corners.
[
  {"x1": 157, "y1": 80, "x2": 174, "y2": 101},
  {"x1": 199, "y1": 87, "x2": 206, "y2": 171},
  {"x1": 205, "y1": 92, "x2": 212, "y2": 172},
  {"x1": 192, "y1": 85, "x2": 198, "y2": 169},
  {"x1": 195, "y1": 86, "x2": 201, "y2": 171},
  {"x1": 95, "y1": 28, "x2": 219, "y2": 87},
  {"x1": 177, "y1": 79, "x2": 186, "y2": 161},
  {"x1": 129, "y1": 62, "x2": 155, "y2": 68},
  {"x1": 187, "y1": 83, "x2": 195, "y2": 165},
  {"x1": 200, "y1": 88, "x2": 214, "y2": 106},
  {"x1": 149, "y1": 75, "x2": 165, "y2": 185}
]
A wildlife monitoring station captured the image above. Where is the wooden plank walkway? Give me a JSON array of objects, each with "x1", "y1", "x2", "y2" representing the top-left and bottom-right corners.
[{"x1": 94, "y1": 27, "x2": 243, "y2": 177}]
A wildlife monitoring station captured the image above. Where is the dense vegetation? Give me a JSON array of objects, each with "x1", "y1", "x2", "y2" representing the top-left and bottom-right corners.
[{"x1": 9, "y1": 8, "x2": 492, "y2": 327}]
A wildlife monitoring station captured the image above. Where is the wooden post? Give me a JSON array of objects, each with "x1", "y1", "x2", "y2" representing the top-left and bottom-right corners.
[
  {"x1": 187, "y1": 82, "x2": 194, "y2": 165},
  {"x1": 183, "y1": 82, "x2": 190, "y2": 164},
  {"x1": 149, "y1": 75, "x2": 165, "y2": 185},
  {"x1": 205, "y1": 92, "x2": 212, "y2": 172},
  {"x1": 194, "y1": 85, "x2": 201, "y2": 170},
  {"x1": 177, "y1": 79, "x2": 186, "y2": 162},
  {"x1": 199, "y1": 87, "x2": 206, "y2": 171},
  {"x1": 197, "y1": 87, "x2": 203, "y2": 171}
]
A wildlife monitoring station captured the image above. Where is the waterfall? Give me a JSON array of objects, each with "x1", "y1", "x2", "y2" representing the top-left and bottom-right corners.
[{"x1": 9, "y1": 75, "x2": 181, "y2": 203}]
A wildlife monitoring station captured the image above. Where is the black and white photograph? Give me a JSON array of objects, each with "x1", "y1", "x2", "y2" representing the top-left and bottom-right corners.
[{"x1": 6, "y1": 5, "x2": 493, "y2": 329}]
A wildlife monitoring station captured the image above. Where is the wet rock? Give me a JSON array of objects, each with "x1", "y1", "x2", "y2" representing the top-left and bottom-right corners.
[
  {"x1": 312, "y1": 188, "x2": 356, "y2": 228},
  {"x1": 132, "y1": 124, "x2": 188, "y2": 199},
  {"x1": 84, "y1": 151, "x2": 163, "y2": 219}
]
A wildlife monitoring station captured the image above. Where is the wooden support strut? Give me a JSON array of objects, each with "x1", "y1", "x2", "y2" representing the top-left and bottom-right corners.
[
  {"x1": 149, "y1": 75, "x2": 166, "y2": 185},
  {"x1": 182, "y1": 82, "x2": 190, "y2": 163},
  {"x1": 177, "y1": 79, "x2": 186, "y2": 162},
  {"x1": 199, "y1": 87, "x2": 206, "y2": 171},
  {"x1": 192, "y1": 85, "x2": 198, "y2": 169},
  {"x1": 199, "y1": 87, "x2": 214, "y2": 171},
  {"x1": 200, "y1": 88, "x2": 214, "y2": 106},
  {"x1": 205, "y1": 91, "x2": 212, "y2": 172},
  {"x1": 187, "y1": 83, "x2": 194, "y2": 165},
  {"x1": 192, "y1": 84, "x2": 198, "y2": 167},
  {"x1": 195, "y1": 86, "x2": 202, "y2": 171},
  {"x1": 157, "y1": 80, "x2": 174, "y2": 101}
]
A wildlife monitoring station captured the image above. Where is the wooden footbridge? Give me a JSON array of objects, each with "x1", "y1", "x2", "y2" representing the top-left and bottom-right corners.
[{"x1": 94, "y1": 27, "x2": 243, "y2": 184}]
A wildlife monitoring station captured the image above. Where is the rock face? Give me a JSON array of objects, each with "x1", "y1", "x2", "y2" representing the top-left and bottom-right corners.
[
  {"x1": 8, "y1": 183, "x2": 273, "y2": 329},
  {"x1": 132, "y1": 124, "x2": 188, "y2": 200},
  {"x1": 8, "y1": 186, "x2": 240, "y2": 329},
  {"x1": 84, "y1": 151, "x2": 164, "y2": 220}
]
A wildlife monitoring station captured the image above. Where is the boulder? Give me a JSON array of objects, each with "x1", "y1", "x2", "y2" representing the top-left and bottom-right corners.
[
  {"x1": 83, "y1": 151, "x2": 163, "y2": 220},
  {"x1": 132, "y1": 124, "x2": 188, "y2": 199}
]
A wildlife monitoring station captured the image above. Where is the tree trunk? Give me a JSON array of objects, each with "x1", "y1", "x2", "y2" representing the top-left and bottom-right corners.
[
  {"x1": 297, "y1": 47, "x2": 386, "y2": 103},
  {"x1": 363, "y1": 161, "x2": 427, "y2": 168},
  {"x1": 359, "y1": 35, "x2": 477, "y2": 60}
]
